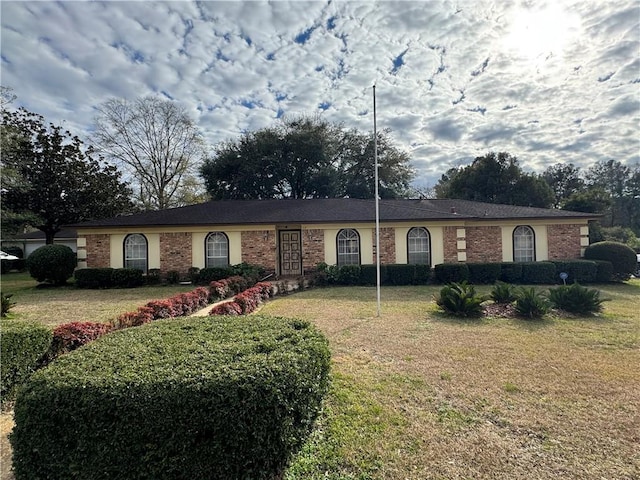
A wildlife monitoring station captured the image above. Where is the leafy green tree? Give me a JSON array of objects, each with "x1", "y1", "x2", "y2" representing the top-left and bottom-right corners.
[
  {"x1": 583, "y1": 160, "x2": 639, "y2": 232},
  {"x1": 1, "y1": 108, "x2": 132, "y2": 244},
  {"x1": 562, "y1": 187, "x2": 612, "y2": 213},
  {"x1": 200, "y1": 116, "x2": 414, "y2": 200},
  {"x1": 542, "y1": 163, "x2": 585, "y2": 208},
  {"x1": 435, "y1": 152, "x2": 553, "y2": 207}
]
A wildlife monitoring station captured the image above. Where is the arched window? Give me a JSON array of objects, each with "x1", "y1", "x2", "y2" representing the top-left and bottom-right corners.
[
  {"x1": 337, "y1": 229, "x2": 360, "y2": 266},
  {"x1": 124, "y1": 234, "x2": 148, "y2": 272},
  {"x1": 407, "y1": 227, "x2": 431, "y2": 265},
  {"x1": 513, "y1": 226, "x2": 535, "y2": 262},
  {"x1": 205, "y1": 232, "x2": 229, "y2": 268}
]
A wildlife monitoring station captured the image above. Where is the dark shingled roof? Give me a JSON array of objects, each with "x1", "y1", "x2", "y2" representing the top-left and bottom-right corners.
[{"x1": 73, "y1": 198, "x2": 598, "y2": 229}]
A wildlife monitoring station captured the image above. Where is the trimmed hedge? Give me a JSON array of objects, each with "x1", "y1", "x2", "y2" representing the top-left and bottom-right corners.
[
  {"x1": 549, "y1": 260, "x2": 597, "y2": 284},
  {"x1": 197, "y1": 267, "x2": 235, "y2": 285},
  {"x1": 593, "y1": 260, "x2": 614, "y2": 283},
  {"x1": 499, "y1": 262, "x2": 523, "y2": 283},
  {"x1": 468, "y1": 263, "x2": 502, "y2": 284},
  {"x1": 0, "y1": 320, "x2": 52, "y2": 405},
  {"x1": 111, "y1": 268, "x2": 145, "y2": 288},
  {"x1": 520, "y1": 262, "x2": 556, "y2": 284},
  {"x1": 434, "y1": 263, "x2": 470, "y2": 284},
  {"x1": 584, "y1": 241, "x2": 637, "y2": 281},
  {"x1": 26, "y1": 244, "x2": 76, "y2": 285},
  {"x1": 74, "y1": 267, "x2": 115, "y2": 288},
  {"x1": 11, "y1": 316, "x2": 331, "y2": 480}
]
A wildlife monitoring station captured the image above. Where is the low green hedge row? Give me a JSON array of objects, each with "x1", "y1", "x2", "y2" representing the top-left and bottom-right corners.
[
  {"x1": 0, "y1": 320, "x2": 52, "y2": 406},
  {"x1": 319, "y1": 259, "x2": 615, "y2": 286},
  {"x1": 74, "y1": 267, "x2": 144, "y2": 288},
  {"x1": 11, "y1": 316, "x2": 331, "y2": 480}
]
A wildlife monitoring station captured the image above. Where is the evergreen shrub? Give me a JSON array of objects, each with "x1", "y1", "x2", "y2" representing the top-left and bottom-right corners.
[
  {"x1": 584, "y1": 241, "x2": 637, "y2": 281},
  {"x1": 514, "y1": 287, "x2": 550, "y2": 319},
  {"x1": 520, "y1": 262, "x2": 556, "y2": 284},
  {"x1": 593, "y1": 260, "x2": 614, "y2": 283},
  {"x1": 1, "y1": 320, "x2": 52, "y2": 405},
  {"x1": 548, "y1": 283, "x2": 607, "y2": 315},
  {"x1": 336, "y1": 265, "x2": 361, "y2": 285},
  {"x1": 434, "y1": 263, "x2": 470, "y2": 284},
  {"x1": 11, "y1": 316, "x2": 331, "y2": 480},
  {"x1": 499, "y1": 262, "x2": 523, "y2": 283},
  {"x1": 468, "y1": 262, "x2": 502, "y2": 284},
  {"x1": 26, "y1": 245, "x2": 76, "y2": 285},
  {"x1": 73, "y1": 268, "x2": 115, "y2": 288},
  {"x1": 490, "y1": 281, "x2": 517, "y2": 304},
  {"x1": 385, "y1": 264, "x2": 416, "y2": 285},
  {"x1": 435, "y1": 281, "x2": 487, "y2": 317},
  {"x1": 198, "y1": 267, "x2": 235, "y2": 284},
  {"x1": 111, "y1": 268, "x2": 144, "y2": 288},
  {"x1": 549, "y1": 260, "x2": 597, "y2": 284}
]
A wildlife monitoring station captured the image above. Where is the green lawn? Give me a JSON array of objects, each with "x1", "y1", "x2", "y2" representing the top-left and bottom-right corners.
[
  {"x1": 1, "y1": 275, "x2": 639, "y2": 479},
  {"x1": 0, "y1": 272, "x2": 196, "y2": 326}
]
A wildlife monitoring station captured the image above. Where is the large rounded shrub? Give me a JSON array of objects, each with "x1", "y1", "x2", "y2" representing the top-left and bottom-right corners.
[
  {"x1": 26, "y1": 244, "x2": 76, "y2": 285},
  {"x1": 584, "y1": 241, "x2": 637, "y2": 281},
  {"x1": 11, "y1": 315, "x2": 331, "y2": 480}
]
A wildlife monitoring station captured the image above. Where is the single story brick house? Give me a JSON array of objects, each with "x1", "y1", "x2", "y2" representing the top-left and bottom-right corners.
[{"x1": 72, "y1": 198, "x2": 597, "y2": 276}]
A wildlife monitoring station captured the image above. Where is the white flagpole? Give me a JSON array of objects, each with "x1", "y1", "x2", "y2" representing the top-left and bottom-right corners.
[{"x1": 373, "y1": 85, "x2": 381, "y2": 317}]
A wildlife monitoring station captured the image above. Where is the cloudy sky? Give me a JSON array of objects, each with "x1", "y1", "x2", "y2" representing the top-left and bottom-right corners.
[{"x1": 1, "y1": 0, "x2": 638, "y2": 187}]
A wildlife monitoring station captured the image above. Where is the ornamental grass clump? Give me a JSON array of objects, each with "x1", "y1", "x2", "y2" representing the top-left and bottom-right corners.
[
  {"x1": 11, "y1": 316, "x2": 331, "y2": 480},
  {"x1": 435, "y1": 281, "x2": 488, "y2": 318},
  {"x1": 548, "y1": 283, "x2": 608, "y2": 315}
]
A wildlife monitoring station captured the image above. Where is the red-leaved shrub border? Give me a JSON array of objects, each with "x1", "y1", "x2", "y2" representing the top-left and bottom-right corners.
[
  {"x1": 52, "y1": 322, "x2": 113, "y2": 354},
  {"x1": 209, "y1": 301, "x2": 243, "y2": 316}
]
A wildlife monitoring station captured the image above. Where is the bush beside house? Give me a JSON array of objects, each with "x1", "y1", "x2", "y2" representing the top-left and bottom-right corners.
[{"x1": 11, "y1": 316, "x2": 331, "y2": 480}]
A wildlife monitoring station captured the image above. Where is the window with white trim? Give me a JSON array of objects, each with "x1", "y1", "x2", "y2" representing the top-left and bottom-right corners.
[
  {"x1": 124, "y1": 234, "x2": 148, "y2": 272},
  {"x1": 407, "y1": 227, "x2": 430, "y2": 265},
  {"x1": 513, "y1": 226, "x2": 535, "y2": 262},
  {"x1": 205, "y1": 232, "x2": 229, "y2": 268},
  {"x1": 337, "y1": 229, "x2": 360, "y2": 266}
]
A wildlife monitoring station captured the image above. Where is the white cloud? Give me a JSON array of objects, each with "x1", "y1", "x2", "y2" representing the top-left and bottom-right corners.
[{"x1": 1, "y1": 0, "x2": 638, "y2": 188}]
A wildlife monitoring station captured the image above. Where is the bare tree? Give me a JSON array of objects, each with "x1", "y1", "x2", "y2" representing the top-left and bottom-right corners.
[{"x1": 93, "y1": 96, "x2": 204, "y2": 210}]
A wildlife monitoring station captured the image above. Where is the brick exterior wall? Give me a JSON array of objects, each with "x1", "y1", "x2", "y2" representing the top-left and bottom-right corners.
[
  {"x1": 547, "y1": 224, "x2": 582, "y2": 259},
  {"x1": 84, "y1": 234, "x2": 110, "y2": 268},
  {"x1": 302, "y1": 229, "x2": 325, "y2": 270},
  {"x1": 443, "y1": 226, "x2": 459, "y2": 263},
  {"x1": 160, "y1": 232, "x2": 193, "y2": 274},
  {"x1": 466, "y1": 226, "x2": 503, "y2": 262},
  {"x1": 373, "y1": 227, "x2": 396, "y2": 264},
  {"x1": 241, "y1": 230, "x2": 276, "y2": 270}
]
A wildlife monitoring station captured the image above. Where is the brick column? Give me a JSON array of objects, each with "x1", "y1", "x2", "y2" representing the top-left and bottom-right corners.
[
  {"x1": 302, "y1": 229, "x2": 325, "y2": 270},
  {"x1": 84, "y1": 234, "x2": 110, "y2": 268},
  {"x1": 160, "y1": 232, "x2": 193, "y2": 274}
]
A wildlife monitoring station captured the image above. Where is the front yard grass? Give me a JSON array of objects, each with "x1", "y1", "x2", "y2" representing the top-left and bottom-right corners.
[
  {"x1": 0, "y1": 272, "x2": 196, "y2": 326},
  {"x1": 1, "y1": 277, "x2": 638, "y2": 479},
  {"x1": 269, "y1": 281, "x2": 639, "y2": 479}
]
